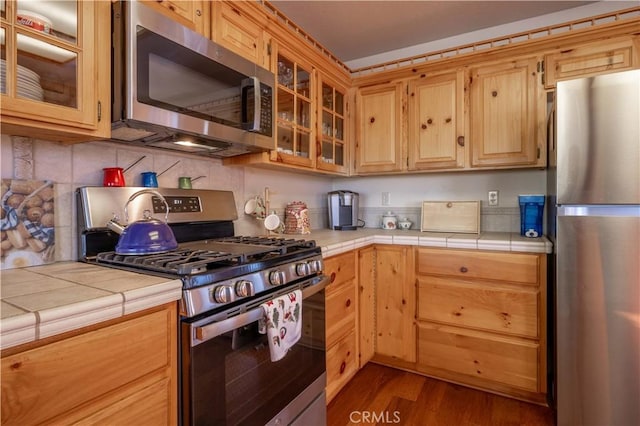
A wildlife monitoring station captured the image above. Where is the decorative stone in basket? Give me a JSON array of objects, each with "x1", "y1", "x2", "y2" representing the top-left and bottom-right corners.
[
  {"x1": 1, "y1": 179, "x2": 55, "y2": 269},
  {"x1": 283, "y1": 201, "x2": 310, "y2": 234}
]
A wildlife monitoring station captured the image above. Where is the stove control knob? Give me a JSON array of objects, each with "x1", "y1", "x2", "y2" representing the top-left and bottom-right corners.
[
  {"x1": 295, "y1": 262, "x2": 311, "y2": 276},
  {"x1": 235, "y1": 280, "x2": 255, "y2": 297},
  {"x1": 308, "y1": 259, "x2": 323, "y2": 273},
  {"x1": 213, "y1": 285, "x2": 235, "y2": 304},
  {"x1": 269, "y1": 270, "x2": 286, "y2": 286}
]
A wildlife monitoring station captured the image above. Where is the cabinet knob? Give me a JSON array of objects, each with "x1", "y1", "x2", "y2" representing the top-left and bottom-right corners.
[
  {"x1": 445, "y1": 117, "x2": 452, "y2": 123},
  {"x1": 492, "y1": 90, "x2": 498, "y2": 97},
  {"x1": 421, "y1": 124, "x2": 427, "y2": 129},
  {"x1": 427, "y1": 118, "x2": 433, "y2": 125},
  {"x1": 346, "y1": 299, "x2": 351, "y2": 308},
  {"x1": 370, "y1": 117, "x2": 375, "y2": 124},
  {"x1": 196, "y1": 9, "x2": 202, "y2": 16},
  {"x1": 340, "y1": 361, "x2": 346, "y2": 374},
  {"x1": 330, "y1": 272, "x2": 336, "y2": 283},
  {"x1": 457, "y1": 136, "x2": 465, "y2": 147},
  {"x1": 446, "y1": 202, "x2": 453, "y2": 208},
  {"x1": 460, "y1": 266, "x2": 468, "y2": 273}
]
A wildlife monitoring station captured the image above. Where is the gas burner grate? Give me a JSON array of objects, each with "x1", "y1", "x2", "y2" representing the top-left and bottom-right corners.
[
  {"x1": 96, "y1": 249, "x2": 244, "y2": 275},
  {"x1": 215, "y1": 236, "x2": 316, "y2": 250}
]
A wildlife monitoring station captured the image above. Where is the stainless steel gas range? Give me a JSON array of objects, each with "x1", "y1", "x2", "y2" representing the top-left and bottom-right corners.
[{"x1": 77, "y1": 187, "x2": 328, "y2": 426}]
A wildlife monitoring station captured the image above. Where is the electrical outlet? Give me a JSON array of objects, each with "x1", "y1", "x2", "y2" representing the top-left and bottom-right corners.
[
  {"x1": 382, "y1": 192, "x2": 391, "y2": 206},
  {"x1": 488, "y1": 190, "x2": 499, "y2": 206}
]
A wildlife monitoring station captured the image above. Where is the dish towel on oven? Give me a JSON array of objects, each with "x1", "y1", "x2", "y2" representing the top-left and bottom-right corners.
[{"x1": 259, "y1": 289, "x2": 302, "y2": 361}]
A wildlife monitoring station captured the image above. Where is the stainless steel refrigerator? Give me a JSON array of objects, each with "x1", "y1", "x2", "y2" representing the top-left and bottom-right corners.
[{"x1": 549, "y1": 69, "x2": 640, "y2": 426}]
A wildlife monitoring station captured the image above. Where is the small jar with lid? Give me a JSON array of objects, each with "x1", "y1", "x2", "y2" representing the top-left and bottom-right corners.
[{"x1": 381, "y1": 212, "x2": 397, "y2": 230}]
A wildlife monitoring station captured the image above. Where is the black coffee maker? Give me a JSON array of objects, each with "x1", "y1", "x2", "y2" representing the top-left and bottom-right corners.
[{"x1": 328, "y1": 190, "x2": 359, "y2": 230}]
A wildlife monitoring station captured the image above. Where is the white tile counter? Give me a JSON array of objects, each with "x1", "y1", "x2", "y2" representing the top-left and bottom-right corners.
[
  {"x1": 0, "y1": 230, "x2": 550, "y2": 351},
  {"x1": 305, "y1": 228, "x2": 552, "y2": 258},
  {"x1": 0, "y1": 262, "x2": 182, "y2": 350}
]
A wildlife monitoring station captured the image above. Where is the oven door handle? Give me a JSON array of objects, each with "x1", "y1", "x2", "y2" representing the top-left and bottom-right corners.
[{"x1": 194, "y1": 274, "x2": 329, "y2": 344}]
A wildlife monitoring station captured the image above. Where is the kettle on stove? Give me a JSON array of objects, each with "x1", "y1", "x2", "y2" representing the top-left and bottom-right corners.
[{"x1": 328, "y1": 190, "x2": 359, "y2": 230}]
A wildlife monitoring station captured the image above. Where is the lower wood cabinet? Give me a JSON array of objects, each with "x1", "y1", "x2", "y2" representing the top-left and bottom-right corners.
[
  {"x1": 374, "y1": 245, "x2": 416, "y2": 363},
  {"x1": 415, "y1": 247, "x2": 547, "y2": 404},
  {"x1": 1, "y1": 303, "x2": 177, "y2": 425},
  {"x1": 324, "y1": 251, "x2": 358, "y2": 403}
]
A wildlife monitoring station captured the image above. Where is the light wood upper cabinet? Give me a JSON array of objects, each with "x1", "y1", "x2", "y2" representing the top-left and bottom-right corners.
[
  {"x1": 1, "y1": 0, "x2": 111, "y2": 142},
  {"x1": 468, "y1": 56, "x2": 545, "y2": 168},
  {"x1": 142, "y1": 0, "x2": 208, "y2": 37},
  {"x1": 316, "y1": 73, "x2": 349, "y2": 174},
  {"x1": 211, "y1": 1, "x2": 268, "y2": 69},
  {"x1": 408, "y1": 70, "x2": 467, "y2": 170},
  {"x1": 544, "y1": 36, "x2": 639, "y2": 88},
  {"x1": 355, "y1": 82, "x2": 404, "y2": 174}
]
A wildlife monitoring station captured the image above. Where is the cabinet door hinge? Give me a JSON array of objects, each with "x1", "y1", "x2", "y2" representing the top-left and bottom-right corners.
[
  {"x1": 97, "y1": 101, "x2": 102, "y2": 122},
  {"x1": 267, "y1": 41, "x2": 272, "y2": 56},
  {"x1": 537, "y1": 146, "x2": 541, "y2": 159}
]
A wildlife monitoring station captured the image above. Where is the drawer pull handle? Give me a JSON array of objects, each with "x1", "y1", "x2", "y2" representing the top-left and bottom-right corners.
[
  {"x1": 345, "y1": 299, "x2": 351, "y2": 308},
  {"x1": 460, "y1": 266, "x2": 468, "y2": 273},
  {"x1": 340, "y1": 361, "x2": 346, "y2": 374},
  {"x1": 330, "y1": 272, "x2": 336, "y2": 283}
]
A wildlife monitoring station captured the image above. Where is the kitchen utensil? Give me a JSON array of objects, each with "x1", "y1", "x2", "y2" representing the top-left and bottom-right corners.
[
  {"x1": 264, "y1": 212, "x2": 284, "y2": 232},
  {"x1": 244, "y1": 196, "x2": 266, "y2": 219},
  {"x1": 103, "y1": 167, "x2": 125, "y2": 187},
  {"x1": 178, "y1": 175, "x2": 206, "y2": 189},
  {"x1": 106, "y1": 189, "x2": 178, "y2": 255},
  {"x1": 178, "y1": 177, "x2": 192, "y2": 189},
  {"x1": 398, "y1": 218, "x2": 413, "y2": 230},
  {"x1": 123, "y1": 155, "x2": 146, "y2": 173},
  {"x1": 382, "y1": 212, "x2": 397, "y2": 230},
  {"x1": 284, "y1": 201, "x2": 310, "y2": 234},
  {"x1": 141, "y1": 171, "x2": 158, "y2": 188},
  {"x1": 157, "y1": 160, "x2": 180, "y2": 177}
]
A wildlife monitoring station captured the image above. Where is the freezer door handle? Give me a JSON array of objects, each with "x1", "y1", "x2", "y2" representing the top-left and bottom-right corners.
[{"x1": 558, "y1": 205, "x2": 640, "y2": 217}]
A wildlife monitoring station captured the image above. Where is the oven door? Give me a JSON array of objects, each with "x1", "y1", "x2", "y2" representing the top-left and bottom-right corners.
[{"x1": 181, "y1": 275, "x2": 328, "y2": 426}]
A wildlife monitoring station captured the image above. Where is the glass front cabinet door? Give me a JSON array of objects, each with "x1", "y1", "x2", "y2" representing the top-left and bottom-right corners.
[
  {"x1": 317, "y1": 74, "x2": 348, "y2": 174},
  {"x1": 272, "y1": 49, "x2": 315, "y2": 167},
  {"x1": 0, "y1": 0, "x2": 110, "y2": 141}
]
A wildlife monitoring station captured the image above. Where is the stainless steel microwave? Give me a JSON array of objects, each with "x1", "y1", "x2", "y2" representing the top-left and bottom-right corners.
[{"x1": 111, "y1": 1, "x2": 275, "y2": 157}]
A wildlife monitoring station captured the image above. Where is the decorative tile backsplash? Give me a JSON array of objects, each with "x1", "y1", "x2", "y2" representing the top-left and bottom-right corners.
[{"x1": 1, "y1": 133, "x2": 541, "y2": 269}]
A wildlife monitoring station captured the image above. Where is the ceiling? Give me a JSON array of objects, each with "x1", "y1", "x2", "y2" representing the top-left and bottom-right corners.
[{"x1": 269, "y1": 1, "x2": 600, "y2": 65}]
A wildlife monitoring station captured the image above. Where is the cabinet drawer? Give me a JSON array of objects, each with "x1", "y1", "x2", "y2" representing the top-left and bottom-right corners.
[
  {"x1": 417, "y1": 277, "x2": 539, "y2": 338},
  {"x1": 326, "y1": 279, "x2": 357, "y2": 348},
  {"x1": 1, "y1": 308, "x2": 173, "y2": 425},
  {"x1": 324, "y1": 251, "x2": 356, "y2": 291},
  {"x1": 326, "y1": 330, "x2": 358, "y2": 403},
  {"x1": 417, "y1": 323, "x2": 539, "y2": 392},
  {"x1": 417, "y1": 248, "x2": 539, "y2": 285}
]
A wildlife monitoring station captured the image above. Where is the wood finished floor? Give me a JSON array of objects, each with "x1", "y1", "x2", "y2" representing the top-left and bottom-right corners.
[{"x1": 327, "y1": 363, "x2": 555, "y2": 426}]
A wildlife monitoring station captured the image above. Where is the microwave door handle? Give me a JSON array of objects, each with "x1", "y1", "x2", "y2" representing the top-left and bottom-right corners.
[{"x1": 242, "y1": 76, "x2": 261, "y2": 132}]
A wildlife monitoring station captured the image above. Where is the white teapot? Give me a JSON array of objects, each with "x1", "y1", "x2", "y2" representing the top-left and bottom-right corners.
[{"x1": 382, "y1": 212, "x2": 397, "y2": 230}]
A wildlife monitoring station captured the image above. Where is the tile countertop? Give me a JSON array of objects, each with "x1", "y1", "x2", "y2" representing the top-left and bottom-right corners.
[
  {"x1": 0, "y1": 230, "x2": 550, "y2": 351},
  {"x1": 304, "y1": 229, "x2": 552, "y2": 258},
  {"x1": 0, "y1": 262, "x2": 182, "y2": 351}
]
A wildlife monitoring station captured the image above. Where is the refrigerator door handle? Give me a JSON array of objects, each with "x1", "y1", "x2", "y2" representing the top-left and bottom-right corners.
[{"x1": 558, "y1": 205, "x2": 640, "y2": 217}]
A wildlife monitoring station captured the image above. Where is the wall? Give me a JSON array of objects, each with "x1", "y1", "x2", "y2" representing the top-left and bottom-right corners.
[
  {"x1": 0, "y1": 134, "x2": 333, "y2": 266},
  {"x1": 332, "y1": 169, "x2": 546, "y2": 232}
]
